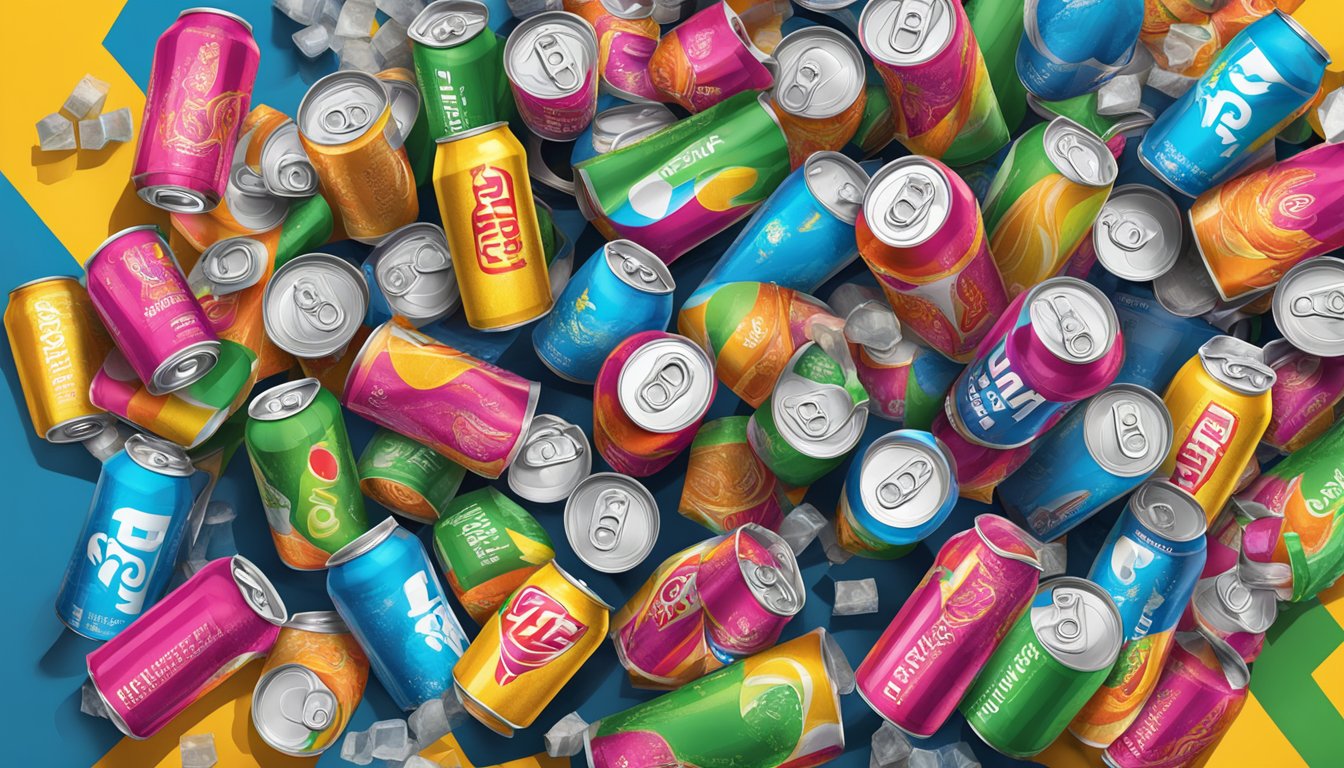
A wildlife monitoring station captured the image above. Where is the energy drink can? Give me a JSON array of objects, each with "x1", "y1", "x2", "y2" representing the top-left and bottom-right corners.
[
  {"x1": 1271, "y1": 255, "x2": 1344, "y2": 358},
  {"x1": 564, "y1": 472, "x2": 660, "y2": 573},
  {"x1": 357, "y1": 427, "x2": 466, "y2": 524},
  {"x1": 1016, "y1": 0, "x2": 1144, "y2": 101},
  {"x1": 679, "y1": 416, "x2": 790, "y2": 534},
  {"x1": 835, "y1": 429, "x2": 958, "y2": 559},
  {"x1": 648, "y1": 2, "x2": 776, "y2": 113},
  {"x1": 699, "y1": 524, "x2": 806, "y2": 662},
  {"x1": 842, "y1": 301, "x2": 964, "y2": 430},
  {"x1": 409, "y1": 0, "x2": 504, "y2": 139},
  {"x1": 507, "y1": 414, "x2": 593, "y2": 504},
  {"x1": 262, "y1": 253, "x2": 369, "y2": 359},
  {"x1": 503, "y1": 12, "x2": 600, "y2": 140},
  {"x1": 367, "y1": 222, "x2": 460, "y2": 328},
  {"x1": 770, "y1": 27, "x2": 867, "y2": 168}
]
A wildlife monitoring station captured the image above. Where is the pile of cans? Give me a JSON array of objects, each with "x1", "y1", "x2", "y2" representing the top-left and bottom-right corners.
[{"x1": 6, "y1": 0, "x2": 1343, "y2": 766}]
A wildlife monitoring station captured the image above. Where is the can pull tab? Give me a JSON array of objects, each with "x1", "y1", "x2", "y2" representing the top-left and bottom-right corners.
[
  {"x1": 590, "y1": 488, "x2": 630, "y2": 552},
  {"x1": 320, "y1": 103, "x2": 371, "y2": 137},
  {"x1": 1111, "y1": 400, "x2": 1148, "y2": 459},
  {"x1": 1048, "y1": 589, "x2": 1087, "y2": 651},
  {"x1": 301, "y1": 690, "x2": 337, "y2": 730},
  {"x1": 1055, "y1": 133, "x2": 1102, "y2": 185},
  {"x1": 778, "y1": 52, "x2": 825, "y2": 113},
  {"x1": 1219, "y1": 357, "x2": 1276, "y2": 392},
  {"x1": 524, "y1": 427, "x2": 580, "y2": 467},
  {"x1": 533, "y1": 32, "x2": 581, "y2": 92},
  {"x1": 883, "y1": 174, "x2": 936, "y2": 231},
  {"x1": 636, "y1": 356, "x2": 691, "y2": 412},
  {"x1": 888, "y1": 0, "x2": 942, "y2": 55},
  {"x1": 1217, "y1": 570, "x2": 1254, "y2": 614},
  {"x1": 1291, "y1": 281, "x2": 1344, "y2": 322},
  {"x1": 233, "y1": 566, "x2": 272, "y2": 611},
  {"x1": 203, "y1": 244, "x2": 255, "y2": 285},
  {"x1": 618, "y1": 253, "x2": 660, "y2": 285},
  {"x1": 293, "y1": 277, "x2": 345, "y2": 332},
  {"x1": 747, "y1": 563, "x2": 799, "y2": 613},
  {"x1": 782, "y1": 386, "x2": 852, "y2": 440},
  {"x1": 876, "y1": 456, "x2": 932, "y2": 509},
  {"x1": 1099, "y1": 209, "x2": 1158, "y2": 253},
  {"x1": 837, "y1": 181, "x2": 863, "y2": 207},
  {"x1": 1033, "y1": 294, "x2": 1095, "y2": 359},
  {"x1": 431, "y1": 13, "x2": 469, "y2": 43}
]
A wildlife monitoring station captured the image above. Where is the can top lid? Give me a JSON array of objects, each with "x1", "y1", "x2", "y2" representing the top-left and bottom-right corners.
[
  {"x1": 605, "y1": 240, "x2": 674, "y2": 295},
  {"x1": 179, "y1": 7, "x2": 253, "y2": 33},
  {"x1": 124, "y1": 433, "x2": 194, "y2": 477},
  {"x1": 8, "y1": 274, "x2": 81, "y2": 294},
  {"x1": 408, "y1": 0, "x2": 489, "y2": 48},
  {"x1": 1093, "y1": 185, "x2": 1181, "y2": 281},
  {"x1": 1083, "y1": 384, "x2": 1172, "y2": 478},
  {"x1": 296, "y1": 71, "x2": 388, "y2": 146},
  {"x1": 564, "y1": 473, "x2": 658, "y2": 573},
  {"x1": 772, "y1": 27, "x2": 865, "y2": 120},
  {"x1": 372, "y1": 222, "x2": 459, "y2": 322},
  {"x1": 248, "y1": 378, "x2": 323, "y2": 421},
  {"x1": 733, "y1": 525, "x2": 806, "y2": 617},
  {"x1": 804, "y1": 152, "x2": 869, "y2": 225},
  {"x1": 616, "y1": 336, "x2": 714, "y2": 434},
  {"x1": 232, "y1": 555, "x2": 289, "y2": 625},
  {"x1": 1043, "y1": 118, "x2": 1116, "y2": 188},
  {"x1": 862, "y1": 156, "x2": 951, "y2": 248},
  {"x1": 199, "y1": 237, "x2": 268, "y2": 295},
  {"x1": 1031, "y1": 577, "x2": 1124, "y2": 672},
  {"x1": 503, "y1": 12, "x2": 597, "y2": 100},
  {"x1": 1197, "y1": 336, "x2": 1276, "y2": 395},
  {"x1": 1154, "y1": 243, "x2": 1220, "y2": 318},
  {"x1": 263, "y1": 253, "x2": 370, "y2": 358},
  {"x1": 1130, "y1": 480, "x2": 1207, "y2": 543},
  {"x1": 1025, "y1": 278, "x2": 1118, "y2": 365},
  {"x1": 973, "y1": 515, "x2": 1043, "y2": 569},
  {"x1": 1194, "y1": 567, "x2": 1277, "y2": 635},
  {"x1": 1272, "y1": 256, "x2": 1344, "y2": 358},
  {"x1": 859, "y1": 0, "x2": 954, "y2": 67},
  {"x1": 251, "y1": 664, "x2": 339, "y2": 752},
  {"x1": 326, "y1": 516, "x2": 401, "y2": 568},
  {"x1": 508, "y1": 414, "x2": 592, "y2": 503},
  {"x1": 283, "y1": 610, "x2": 350, "y2": 634},
  {"x1": 598, "y1": 0, "x2": 654, "y2": 20},
  {"x1": 590, "y1": 104, "x2": 677, "y2": 155},
  {"x1": 858, "y1": 430, "x2": 955, "y2": 531},
  {"x1": 771, "y1": 343, "x2": 869, "y2": 459},
  {"x1": 257, "y1": 120, "x2": 318, "y2": 198}
]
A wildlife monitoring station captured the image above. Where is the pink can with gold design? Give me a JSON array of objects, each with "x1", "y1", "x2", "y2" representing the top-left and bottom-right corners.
[
  {"x1": 504, "y1": 12, "x2": 600, "y2": 141},
  {"x1": 1262, "y1": 339, "x2": 1344, "y2": 454},
  {"x1": 648, "y1": 1, "x2": 776, "y2": 113}
]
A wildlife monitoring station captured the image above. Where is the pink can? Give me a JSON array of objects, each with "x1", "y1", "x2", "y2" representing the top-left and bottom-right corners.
[
  {"x1": 1262, "y1": 339, "x2": 1344, "y2": 454},
  {"x1": 698, "y1": 524, "x2": 805, "y2": 659},
  {"x1": 647, "y1": 2, "x2": 776, "y2": 113},
  {"x1": 503, "y1": 12, "x2": 599, "y2": 141},
  {"x1": 86, "y1": 556, "x2": 287, "y2": 739},
  {"x1": 856, "y1": 515, "x2": 1042, "y2": 737},
  {"x1": 611, "y1": 539, "x2": 716, "y2": 688},
  {"x1": 85, "y1": 226, "x2": 221, "y2": 396},
  {"x1": 930, "y1": 410, "x2": 1036, "y2": 504},
  {"x1": 132, "y1": 8, "x2": 260, "y2": 213}
]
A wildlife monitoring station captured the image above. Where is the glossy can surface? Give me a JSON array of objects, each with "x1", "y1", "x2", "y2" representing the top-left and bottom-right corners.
[
  {"x1": 843, "y1": 300, "x2": 964, "y2": 430},
  {"x1": 648, "y1": 2, "x2": 775, "y2": 113},
  {"x1": 409, "y1": 0, "x2": 504, "y2": 139},
  {"x1": 1261, "y1": 340, "x2": 1344, "y2": 454},
  {"x1": 770, "y1": 27, "x2": 867, "y2": 167},
  {"x1": 835, "y1": 429, "x2": 958, "y2": 559},
  {"x1": 698, "y1": 525, "x2": 805, "y2": 661},
  {"x1": 565, "y1": 0, "x2": 662, "y2": 102},
  {"x1": 679, "y1": 416, "x2": 789, "y2": 534},
  {"x1": 503, "y1": 12, "x2": 600, "y2": 140},
  {"x1": 931, "y1": 408, "x2": 1034, "y2": 503},
  {"x1": 357, "y1": 427, "x2": 467, "y2": 524},
  {"x1": 1016, "y1": 0, "x2": 1143, "y2": 101}
]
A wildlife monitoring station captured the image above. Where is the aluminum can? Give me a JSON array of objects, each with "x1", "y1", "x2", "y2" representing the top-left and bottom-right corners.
[
  {"x1": 86, "y1": 226, "x2": 221, "y2": 396},
  {"x1": 297, "y1": 71, "x2": 418, "y2": 244},
  {"x1": 587, "y1": 628, "x2": 847, "y2": 768},
  {"x1": 592, "y1": 331, "x2": 715, "y2": 476},
  {"x1": 343, "y1": 322, "x2": 540, "y2": 479},
  {"x1": 648, "y1": 2, "x2": 775, "y2": 113},
  {"x1": 962, "y1": 578, "x2": 1124, "y2": 759},
  {"x1": 966, "y1": 0, "x2": 1027, "y2": 131},
  {"x1": 699, "y1": 524, "x2": 805, "y2": 662},
  {"x1": 1003, "y1": 384, "x2": 1173, "y2": 541},
  {"x1": 858, "y1": 155, "x2": 1011, "y2": 362},
  {"x1": 856, "y1": 515, "x2": 1044, "y2": 737},
  {"x1": 859, "y1": 0, "x2": 1009, "y2": 166},
  {"x1": 1182, "y1": 541, "x2": 1279, "y2": 663},
  {"x1": 504, "y1": 12, "x2": 599, "y2": 140},
  {"x1": 1261, "y1": 339, "x2": 1344, "y2": 454},
  {"x1": 453, "y1": 561, "x2": 611, "y2": 735},
  {"x1": 56, "y1": 435, "x2": 194, "y2": 640},
  {"x1": 947, "y1": 277, "x2": 1123, "y2": 449},
  {"x1": 5, "y1": 276, "x2": 113, "y2": 442},
  {"x1": 835, "y1": 430, "x2": 958, "y2": 559},
  {"x1": 564, "y1": 0, "x2": 662, "y2": 102},
  {"x1": 843, "y1": 300, "x2": 964, "y2": 430},
  {"x1": 569, "y1": 100, "x2": 678, "y2": 167},
  {"x1": 433, "y1": 122, "x2": 553, "y2": 331},
  {"x1": 1016, "y1": 0, "x2": 1144, "y2": 101},
  {"x1": 1110, "y1": 285, "x2": 1220, "y2": 393},
  {"x1": 1272, "y1": 255, "x2": 1344, "y2": 358},
  {"x1": 770, "y1": 28, "x2": 867, "y2": 168},
  {"x1": 574, "y1": 91, "x2": 791, "y2": 264},
  {"x1": 368, "y1": 222, "x2": 459, "y2": 328},
  {"x1": 1104, "y1": 631, "x2": 1250, "y2": 768},
  {"x1": 564, "y1": 472, "x2": 660, "y2": 573},
  {"x1": 432, "y1": 487, "x2": 556, "y2": 625},
  {"x1": 931, "y1": 408, "x2": 1034, "y2": 502},
  {"x1": 679, "y1": 416, "x2": 789, "y2": 534},
  {"x1": 1071, "y1": 480, "x2": 1208, "y2": 748},
  {"x1": 357, "y1": 427, "x2": 466, "y2": 524},
  {"x1": 132, "y1": 8, "x2": 259, "y2": 213},
  {"x1": 1138, "y1": 10, "x2": 1328, "y2": 198},
  {"x1": 86, "y1": 556, "x2": 287, "y2": 739},
  {"x1": 507, "y1": 414, "x2": 593, "y2": 504},
  {"x1": 297, "y1": 325, "x2": 369, "y2": 400},
  {"x1": 262, "y1": 253, "x2": 369, "y2": 359},
  {"x1": 235, "y1": 104, "x2": 318, "y2": 197},
  {"x1": 982, "y1": 118, "x2": 1117, "y2": 297},
  {"x1": 1092, "y1": 185, "x2": 1183, "y2": 282},
  {"x1": 326, "y1": 517, "x2": 470, "y2": 711},
  {"x1": 611, "y1": 534, "x2": 717, "y2": 687},
  {"x1": 532, "y1": 240, "x2": 675, "y2": 384},
  {"x1": 410, "y1": 0, "x2": 504, "y2": 139},
  {"x1": 250, "y1": 612, "x2": 370, "y2": 757},
  {"x1": 1160, "y1": 336, "x2": 1274, "y2": 518},
  {"x1": 852, "y1": 64, "x2": 899, "y2": 157}
]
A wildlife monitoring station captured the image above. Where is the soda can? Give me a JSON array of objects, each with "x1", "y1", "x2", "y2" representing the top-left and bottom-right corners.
[
  {"x1": 564, "y1": 472, "x2": 660, "y2": 573},
  {"x1": 569, "y1": 100, "x2": 678, "y2": 167},
  {"x1": 504, "y1": 12, "x2": 600, "y2": 140},
  {"x1": 961, "y1": 577, "x2": 1125, "y2": 759},
  {"x1": 357, "y1": 427, "x2": 467, "y2": 524},
  {"x1": 368, "y1": 222, "x2": 460, "y2": 328},
  {"x1": 507, "y1": 414, "x2": 593, "y2": 503},
  {"x1": 87, "y1": 556, "x2": 287, "y2": 739},
  {"x1": 532, "y1": 240, "x2": 676, "y2": 384},
  {"x1": 770, "y1": 28, "x2": 866, "y2": 168},
  {"x1": 1184, "y1": 548, "x2": 1279, "y2": 663},
  {"x1": 86, "y1": 226, "x2": 221, "y2": 396},
  {"x1": 409, "y1": 0, "x2": 504, "y2": 139},
  {"x1": 343, "y1": 322, "x2": 540, "y2": 479},
  {"x1": 574, "y1": 90, "x2": 791, "y2": 264},
  {"x1": 857, "y1": 155, "x2": 1012, "y2": 362},
  {"x1": 565, "y1": 0, "x2": 663, "y2": 103},
  {"x1": 1261, "y1": 339, "x2": 1344, "y2": 454},
  {"x1": 5, "y1": 276, "x2": 114, "y2": 442},
  {"x1": 610, "y1": 534, "x2": 717, "y2": 687},
  {"x1": 851, "y1": 64, "x2": 898, "y2": 157},
  {"x1": 132, "y1": 8, "x2": 260, "y2": 213},
  {"x1": 251, "y1": 611, "x2": 370, "y2": 757},
  {"x1": 1272, "y1": 255, "x2": 1344, "y2": 358},
  {"x1": 592, "y1": 331, "x2": 715, "y2": 477},
  {"x1": 982, "y1": 117, "x2": 1117, "y2": 297},
  {"x1": 1016, "y1": 0, "x2": 1144, "y2": 102},
  {"x1": 235, "y1": 104, "x2": 318, "y2": 198},
  {"x1": 931, "y1": 408, "x2": 1034, "y2": 502},
  {"x1": 453, "y1": 561, "x2": 611, "y2": 735},
  {"x1": 859, "y1": 0, "x2": 1009, "y2": 166},
  {"x1": 834, "y1": 430, "x2": 957, "y2": 559},
  {"x1": 843, "y1": 301, "x2": 964, "y2": 430},
  {"x1": 1104, "y1": 631, "x2": 1250, "y2": 768},
  {"x1": 297, "y1": 71, "x2": 419, "y2": 244},
  {"x1": 1161, "y1": 336, "x2": 1275, "y2": 519},
  {"x1": 699, "y1": 524, "x2": 805, "y2": 661},
  {"x1": 1071, "y1": 480, "x2": 1208, "y2": 748},
  {"x1": 648, "y1": 2, "x2": 775, "y2": 114},
  {"x1": 432, "y1": 487, "x2": 556, "y2": 624},
  {"x1": 1092, "y1": 185, "x2": 1183, "y2": 282},
  {"x1": 1109, "y1": 285, "x2": 1221, "y2": 394},
  {"x1": 262, "y1": 253, "x2": 370, "y2": 359},
  {"x1": 587, "y1": 628, "x2": 848, "y2": 768},
  {"x1": 298, "y1": 325, "x2": 369, "y2": 400},
  {"x1": 856, "y1": 515, "x2": 1043, "y2": 736},
  {"x1": 326, "y1": 517, "x2": 470, "y2": 710},
  {"x1": 679, "y1": 416, "x2": 790, "y2": 534},
  {"x1": 1003, "y1": 384, "x2": 1173, "y2": 542},
  {"x1": 434, "y1": 122, "x2": 553, "y2": 331},
  {"x1": 1138, "y1": 10, "x2": 1328, "y2": 198}
]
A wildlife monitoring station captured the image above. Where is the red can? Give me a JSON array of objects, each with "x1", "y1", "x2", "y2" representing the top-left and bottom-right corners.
[{"x1": 132, "y1": 8, "x2": 260, "y2": 213}]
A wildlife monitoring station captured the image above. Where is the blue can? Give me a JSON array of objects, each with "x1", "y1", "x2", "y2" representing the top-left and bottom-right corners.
[
  {"x1": 1138, "y1": 9, "x2": 1328, "y2": 198},
  {"x1": 327, "y1": 517, "x2": 470, "y2": 711},
  {"x1": 1000, "y1": 384, "x2": 1173, "y2": 541},
  {"x1": 834, "y1": 430, "x2": 958, "y2": 559},
  {"x1": 1016, "y1": 0, "x2": 1144, "y2": 101},
  {"x1": 532, "y1": 240, "x2": 676, "y2": 383},
  {"x1": 1109, "y1": 284, "x2": 1220, "y2": 392},
  {"x1": 56, "y1": 434, "x2": 195, "y2": 641}
]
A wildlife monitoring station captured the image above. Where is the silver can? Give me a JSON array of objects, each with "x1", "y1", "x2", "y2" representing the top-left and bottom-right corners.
[
  {"x1": 503, "y1": 11, "x2": 599, "y2": 141},
  {"x1": 1272, "y1": 255, "x2": 1344, "y2": 358},
  {"x1": 1093, "y1": 184, "x2": 1182, "y2": 281},
  {"x1": 564, "y1": 472, "x2": 659, "y2": 573},
  {"x1": 507, "y1": 414, "x2": 592, "y2": 503},
  {"x1": 263, "y1": 253, "x2": 370, "y2": 358},
  {"x1": 192, "y1": 236, "x2": 269, "y2": 296},
  {"x1": 369, "y1": 222, "x2": 459, "y2": 327},
  {"x1": 222, "y1": 166, "x2": 289, "y2": 233}
]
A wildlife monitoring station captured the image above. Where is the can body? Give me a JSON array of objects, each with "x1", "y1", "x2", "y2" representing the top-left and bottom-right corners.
[
  {"x1": 698, "y1": 525, "x2": 805, "y2": 661},
  {"x1": 679, "y1": 416, "x2": 789, "y2": 534},
  {"x1": 855, "y1": 343, "x2": 963, "y2": 430},
  {"x1": 132, "y1": 9, "x2": 259, "y2": 213},
  {"x1": 1110, "y1": 285, "x2": 1220, "y2": 394},
  {"x1": 611, "y1": 537, "x2": 718, "y2": 687},
  {"x1": 410, "y1": 5, "x2": 503, "y2": 139},
  {"x1": 566, "y1": 0, "x2": 662, "y2": 102},
  {"x1": 835, "y1": 430, "x2": 958, "y2": 559},
  {"x1": 648, "y1": 3, "x2": 775, "y2": 113},
  {"x1": 357, "y1": 427, "x2": 467, "y2": 523},
  {"x1": 1016, "y1": 0, "x2": 1143, "y2": 101},
  {"x1": 1263, "y1": 343, "x2": 1343, "y2": 454},
  {"x1": 504, "y1": 12, "x2": 600, "y2": 140},
  {"x1": 931, "y1": 409, "x2": 1034, "y2": 503}
]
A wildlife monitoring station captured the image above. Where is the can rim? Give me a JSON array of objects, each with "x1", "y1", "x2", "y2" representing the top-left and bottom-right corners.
[
  {"x1": 179, "y1": 7, "x2": 254, "y2": 34},
  {"x1": 1032, "y1": 576, "x2": 1124, "y2": 672},
  {"x1": 407, "y1": 0, "x2": 490, "y2": 48},
  {"x1": 88, "y1": 224, "x2": 164, "y2": 264},
  {"x1": 296, "y1": 71, "x2": 390, "y2": 147},
  {"x1": 326, "y1": 516, "x2": 400, "y2": 568},
  {"x1": 1273, "y1": 7, "x2": 1331, "y2": 65},
  {"x1": 250, "y1": 663, "x2": 340, "y2": 756},
  {"x1": 8, "y1": 274, "x2": 81, "y2": 294}
]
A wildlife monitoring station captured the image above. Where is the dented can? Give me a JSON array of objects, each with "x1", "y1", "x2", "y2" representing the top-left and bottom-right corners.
[
  {"x1": 835, "y1": 429, "x2": 958, "y2": 559},
  {"x1": 503, "y1": 12, "x2": 600, "y2": 140},
  {"x1": 237, "y1": 104, "x2": 319, "y2": 198},
  {"x1": 368, "y1": 222, "x2": 460, "y2": 327},
  {"x1": 648, "y1": 2, "x2": 776, "y2": 113},
  {"x1": 679, "y1": 416, "x2": 790, "y2": 535},
  {"x1": 262, "y1": 253, "x2": 369, "y2": 360},
  {"x1": 843, "y1": 301, "x2": 964, "y2": 430},
  {"x1": 565, "y1": 0, "x2": 663, "y2": 102},
  {"x1": 357, "y1": 428, "x2": 466, "y2": 524},
  {"x1": 770, "y1": 27, "x2": 867, "y2": 168},
  {"x1": 507, "y1": 414, "x2": 593, "y2": 504},
  {"x1": 1016, "y1": 0, "x2": 1143, "y2": 102},
  {"x1": 698, "y1": 524, "x2": 806, "y2": 662},
  {"x1": 1261, "y1": 339, "x2": 1344, "y2": 454}
]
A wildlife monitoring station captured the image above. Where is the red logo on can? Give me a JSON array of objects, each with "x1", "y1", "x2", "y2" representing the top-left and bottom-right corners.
[
  {"x1": 470, "y1": 164, "x2": 526, "y2": 275},
  {"x1": 1172, "y1": 403, "x2": 1238, "y2": 494},
  {"x1": 495, "y1": 586, "x2": 587, "y2": 685}
]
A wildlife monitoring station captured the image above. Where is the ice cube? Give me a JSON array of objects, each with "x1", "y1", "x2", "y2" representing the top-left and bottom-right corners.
[
  {"x1": 377, "y1": 0, "x2": 428, "y2": 26},
  {"x1": 938, "y1": 742, "x2": 981, "y2": 768},
  {"x1": 36, "y1": 113, "x2": 76, "y2": 151},
  {"x1": 100, "y1": 108, "x2": 133, "y2": 144},
  {"x1": 336, "y1": 0, "x2": 377, "y2": 39},
  {"x1": 79, "y1": 117, "x2": 107, "y2": 150},
  {"x1": 372, "y1": 19, "x2": 412, "y2": 70},
  {"x1": 320, "y1": 0, "x2": 341, "y2": 26},
  {"x1": 833, "y1": 578, "x2": 879, "y2": 616},
  {"x1": 80, "y1": 680, "x2": 109, "y2": 719},
  {"x1": 817, "y1": 516, "x2": 853, "y2": 565},
  {"x1": 908, "y1": 747, "x2": 940, "y2": 768},
  {"x1": 399, "y1": 758, "x2": 443, "y2": 768},
  {"x1": 341, "y1": 729, "x2": 374, "y2": 766},
  {"x1": 1163, "y1": 23, "x2": 1212, "y2": 72},
  {"x1": 339, "y1": 38, "x2": 381, "y2": 73},
  {"x1": 1038, "y1": 540, "x2": 1067, "y2": 579},
  {"x1": 62, "y1": 74, "x2": 110, "y2": 120},
  {"x1": 507, "y1": 0, "x2": 563, "y2": 19},
  {"x1": 369, "y1": 719, "x2": 415, "y2": 761},
  {"x1": 869, "y1": 722, "x2": 913, "y2": 768},
  {"x1": 828, "y1": 282, "x2": 884, "y2": 318},
  {"x1": 1147, "y1": 67, "x2": 1197, "y2": 99},
  {"x1": 81, "y1": 423, "x2": 126, "y2": 462},
  {"x1": 544, "y1": 711, "x2": 589, "y2": 758},
  {"x1": 274, "y1": 0, "x2": 325, "y2": 25},
  {"x1": 1096, "y1": 75, "x2": 1142, "y2": 117},
  {"x1": 409, "y1": 697, "x2": 454, "y2": 748},
  {"x1": 779, "y1": 503, "x2": 827, "y2": 555},
  {"x1": 293, "y1": 23, "x2": 333, "y2": 59},
  {"x1": 1319, "y1": 87, "x2": 1344, "y2": 144},
  {"x1": 179, "y1": 734, "x2": 217, "y2": 768},
  {"x1": 820, "y1": 630, "x2": 856, "y2": 695}
]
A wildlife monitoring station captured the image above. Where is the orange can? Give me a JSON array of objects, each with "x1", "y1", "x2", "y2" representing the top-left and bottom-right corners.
[
  {"x1": 565, "y1": 0, "x2": 663, "y2": 102},
  {"x1": 190, "y1": 231, "x2": 294, "y2": 380},
  {"x1": 770, "y1": 27, "x2": 867, "y2": 169},
  {"x1": 452, "y1": 561, "x2": 610, "y2": 736}
]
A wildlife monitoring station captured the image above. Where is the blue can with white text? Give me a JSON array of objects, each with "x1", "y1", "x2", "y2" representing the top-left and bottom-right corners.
[{"x1": 1016, "y1": 0, "x2": 1144, "y2": 102}]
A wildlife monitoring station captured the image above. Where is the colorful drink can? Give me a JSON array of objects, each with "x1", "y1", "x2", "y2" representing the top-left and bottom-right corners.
[
  {"x1": 857, "y1": 155, "x2": 1011, "y2": 362},
  {"x1": 235, "y1": 104, "x2": 318, "y2": 198},
  {"x1": 357, "y1": 427, "x2": 466, "y2": 524},
  {"x1": 1138, "y1": 10, "x2": 1328, "y2": 198},
  {"x1": 699, "y1": 524, "x2": 805, "y2": 661},
  {"x1": 843, "y1": 301, "x2": 964, "y2": 430},
  {"x1": 565, "y1": 0, "x2": 662, "y2": 102},
  {"x1": 262, "y1": 253, "x2": 369, "y2": 359},
  {"x1": 569, "y1": 100, "x2": 678, "y2": 167},
  {"x1": 432, "y1": 487, "x2": 556, "y2": 625},
  {"x1": 1092, "y1": 185, "x2": 1183, "y2": 282},
  {"x1": 1261, "y1": 339, "x2": 1344, "y2": 454},
  {"x1": 326, "y1": 517, "x2": 470, "y2": 711},
  {"x1": 770, "y1": 27, "x2": 867, "y2": 168},
  {"x1": 931, "y1": 408, "x2": 1034, "y2": 502},
  {"x1": 679, "y1": 416, "x2": 790, "y2": 534},
  {"x1": 564, "y1": 472, "x2": 660, "y2": 573},
  {"x1": 835, "y1": 429, "x2": 958, "y2": 559},
  {"x1": 961, "y1": 577, "x2": 1124, "y2": 759},
  {"x1": 648, "y1": 2, "x2": 775, "y2": 113},
  {"x1": 409, "y1": 0, "x2": 504, "y2": 139},
  {"x1": 5, "y1": 276, "x2": 113, "y2": 442},
  {"x1": 507, "y1": 414, "x2": 593, "y2": 503},
  {"x1": 250, "y1": 611, "x2": 370, "y2": 757},
  {"x1": 504, "y1": 12, "x2": 600, "y2": 140},
  {"x1": 856, "y1": 515, "x2": 1043, "y2": 737},
  {"x1": 87, "y1": 556, "x2": 287, "y2": 739},
  {"x1": 453, "y1": 561, "x2": 611, "y2": 735},
  {"x1": 611, "y1": 534, "x2": 717, "y2": 687},
  {"x1": 132, "y1": 8, "x2": 259, "y2": 213},
  {"x1": 1016, "y1": 0, "x2": 1144, "y2": 101},
  {"x1": 368, "y1": 222, "x2": 460, "y2": 328},
  {"x1": 1272, "y1": 255, "x2": 1344, "y2": 358},
  {"x1": 532, "y1": 240, "x2": 675, "y2": 384},
  {"x1": 86, "y1": 226, "x2": 221, "y2": 396}
]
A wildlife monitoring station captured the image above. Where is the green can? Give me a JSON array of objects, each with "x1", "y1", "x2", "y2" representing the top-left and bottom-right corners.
[
  {"x1": 967, "y1": 0, "x2": 1028, "y2": 133},
  {"x1": 409, "y1": 0, "x2": 503, "y2": 139},
  {"x1": 357, "y1": 427, "x2": 466, "y2": 524},
  {"x1": 276, "y1": 193, "x2": 335, "y2": 266},
  {"x1": 431, "y1": 486, "x2": 554, "y2": 625},
  {"x1": 1027, "y1": 92, "x2": 1156, "y2": 142},
  {"x1": 960, "y1": 577, "x2": 1123, "y2": 759},
  {"x1": 245, "y1": 378, "x2": 369, "y2": 571}
]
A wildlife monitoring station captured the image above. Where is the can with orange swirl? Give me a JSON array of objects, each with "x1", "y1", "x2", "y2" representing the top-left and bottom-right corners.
[
  {"x1": 679, "y1": 416, "x2": 790, "y2": 534},
  {"x1": 565, "y1": 0, "x2": 663, "y2": 102}
]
